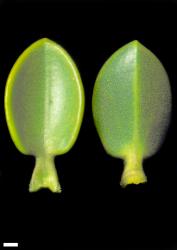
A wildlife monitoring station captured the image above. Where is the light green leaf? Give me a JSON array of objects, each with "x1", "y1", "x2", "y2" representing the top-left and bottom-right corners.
[
  {"x1": 5, "y1": 38, "x2": 85, "y2": 192},
  {"x1": 92, "y1": 40, "x2": 171, "y2": 187}
]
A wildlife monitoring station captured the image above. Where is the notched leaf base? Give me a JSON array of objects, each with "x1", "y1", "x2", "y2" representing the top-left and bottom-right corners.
[{"x1": 29, "y1": 156, "x2": 61, "y2": 193}]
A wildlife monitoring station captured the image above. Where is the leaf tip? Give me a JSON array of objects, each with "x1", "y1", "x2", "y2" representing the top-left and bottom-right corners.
[
  {"x1": 35, "y1": 37, "x2": 56, "y2": 47},
  {"x1": 130, "y1": 39, "x2": 142, "y2": 48}
]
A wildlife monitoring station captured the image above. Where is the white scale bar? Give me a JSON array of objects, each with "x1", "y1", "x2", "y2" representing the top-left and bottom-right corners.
[{"x1": 3, "y1": 243, "x2": 18, "y2": 247}]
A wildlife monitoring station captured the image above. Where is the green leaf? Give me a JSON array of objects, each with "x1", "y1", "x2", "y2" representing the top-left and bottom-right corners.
[
  {"x1": 5, "y1": 38, "x2": 85, "y2": 192},
  {"x1": 92, "y1": 40, "x2": 171, "y2": 187}
]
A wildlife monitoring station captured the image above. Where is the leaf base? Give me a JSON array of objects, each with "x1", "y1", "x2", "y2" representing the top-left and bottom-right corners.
[
  {"x1": 29, "y1": 155, "x2": 61, "y2": 193},
  {"x1": 120, "y1": 152, "x2": 147, "y2": 187},
  {"x1": 120, "y1": 169, "x2": 147, "y2": 187}
]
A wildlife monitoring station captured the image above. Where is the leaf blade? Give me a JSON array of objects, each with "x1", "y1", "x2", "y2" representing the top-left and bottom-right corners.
[{"x1": 5, "y1": 38, "x2": 85, "y2": 156}]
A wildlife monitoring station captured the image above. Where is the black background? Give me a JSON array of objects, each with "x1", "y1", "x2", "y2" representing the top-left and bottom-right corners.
[{"x1": 0, "y1": 0, "x2": 177, "y2": 249}]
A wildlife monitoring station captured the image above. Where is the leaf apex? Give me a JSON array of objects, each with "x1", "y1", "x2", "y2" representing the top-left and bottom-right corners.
[
  {"x1": 131, "y1": 40, "x2": 142, "y2": 47},
  {"x1": 36, "y1": 37, "x2": 55, "y2": 46}
]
